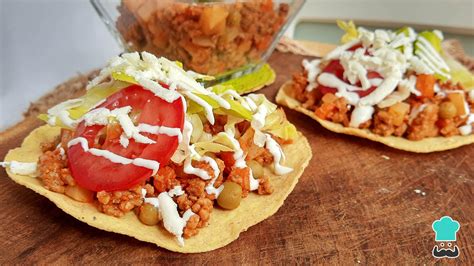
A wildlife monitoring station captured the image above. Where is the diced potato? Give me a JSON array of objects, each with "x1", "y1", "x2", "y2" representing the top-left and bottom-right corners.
[
  {"x1": 321, "y1": 93, "x2": 338, "y2": 103},
  {"x1": 136, "y1": 0, "x2": 158, "y2": 23},
  {"x1": 123, "y1": 0, "x2": 146, "y2": 12},
  {"x1": 447, "y1": 92, "x2": 468, "y2": 116},
  {"x1": 200, "y1": 6, "x2": 229, "y2": 36},
  {"x1": 65, "y1": 186, "x2": 94, "y2": 203},
  {"x1": 416, "y1": 74, "x2": 435, "y2": 98},
  {"x1": 388, "y1": 102, "x2": 410, "y2": 126}
]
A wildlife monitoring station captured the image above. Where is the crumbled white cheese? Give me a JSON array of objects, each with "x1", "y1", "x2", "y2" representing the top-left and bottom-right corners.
[
  {"x1": 324, "y1": 39, "x2": 360, "y2": 60},
  {"x1": 46, "y1": 99, "x2": 84, "y2": 127}
]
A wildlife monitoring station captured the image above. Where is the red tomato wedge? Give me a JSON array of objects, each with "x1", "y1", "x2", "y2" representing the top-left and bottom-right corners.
[
  {"x1": 68, "y1": 85, "x2": 185, "y2": 192},
  {"x1": 316, "y1": 60, "x2": 383, "y2": 98}
]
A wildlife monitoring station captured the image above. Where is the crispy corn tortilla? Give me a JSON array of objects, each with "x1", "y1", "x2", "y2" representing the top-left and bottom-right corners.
[
  {"x1": 277, "y1": 82, "x2": 474, "y2": 153},
  {"x1": 4, "y1": 124, "x2": 311, "y2": 253}
]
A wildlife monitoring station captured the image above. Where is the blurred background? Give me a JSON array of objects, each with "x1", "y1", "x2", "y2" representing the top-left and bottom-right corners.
[{"x1": 0, "y1": 0, "x2": 473, "y2": 130}]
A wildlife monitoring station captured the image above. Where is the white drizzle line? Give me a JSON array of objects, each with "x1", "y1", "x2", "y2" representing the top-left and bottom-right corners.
[
  {"x1": 302, "y1": 59, "x2": 321, "y2": 92},
  {"x1": 0, "y1": 161, "x2": 38, "y2": 177},
  {"x1": 138, "y1": 123, "x2": 183, "y2": 143},
  {"x1": 67, "y1": 137, "x2": 160, "y2": 175},
  {"x1": 264, "y1": 134, "x2": 293, "y2": 175},
  {"x1": 182, "y1": 91, "x2": 215, "y2": 125},
  {"x1": 168, "y1": 185, "x2": 185, "y2": 197},
  {"x1": 158, "y1": 192, "x2": 195, "y2": 246}
]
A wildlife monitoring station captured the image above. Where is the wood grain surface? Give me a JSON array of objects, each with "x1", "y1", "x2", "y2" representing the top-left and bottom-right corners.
[{"x1": 0, "y1": 51, "x2": 473, "y2": 264}]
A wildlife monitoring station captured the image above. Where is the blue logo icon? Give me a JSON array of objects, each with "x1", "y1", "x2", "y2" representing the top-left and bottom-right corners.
[{"x1": 431, "y1": 216, "x2": 460, "y2": 259}]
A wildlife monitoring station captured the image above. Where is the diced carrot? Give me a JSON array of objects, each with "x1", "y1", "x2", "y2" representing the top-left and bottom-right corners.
[
  {"x1": 256, "y1": 35, "x2": 272, "y2": 51},
  {"x1": 219, "y1": 152, "x2": 235, "y2": 169},
  {"x1": 416, "y1": 74, "x2": 436, "y2": 98},
  {"x1": 315, "y1": 104, "x2": 333, "y2": 119},
  {"x1": 447, "y1": 92, "x2": 468, "y2": 116}
]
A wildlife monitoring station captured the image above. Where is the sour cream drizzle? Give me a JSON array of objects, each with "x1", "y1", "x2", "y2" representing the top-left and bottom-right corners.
[
  {"x1": 302, "y1": 59, "x2": 321, "y2": 92},
  {"x1": 67, "y1": 137, "x2": 160, "y2": 175},
  {"x1": 0, "y1": 161, "x2": 38, "y2": 177},
  {"x1": 264, "y1": 134, "x2": 293, "y2": 175},
  {"x1": 138, "y1": 123, "x2": 183, "y2": 143},
  {"x1": 349, "y1": 105, "x2": 375, "y2": 128},
  {"x1": 317, "y1": 73, "x2": 360, "y2": 105},
  {"x1": 158, "y1": 192, "x2": 195, "y2": 246},
  {"x1": 176, "y1": 120, "x2": 224, "y2": 196}
]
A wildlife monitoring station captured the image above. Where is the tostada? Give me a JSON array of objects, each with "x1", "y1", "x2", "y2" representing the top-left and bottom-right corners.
[
  {"x1": 1, "y1": 52, "x2": 311, "y2": 252},
  {"x1": 277, "y1": 21, "x2": 474, "y2": 152}
]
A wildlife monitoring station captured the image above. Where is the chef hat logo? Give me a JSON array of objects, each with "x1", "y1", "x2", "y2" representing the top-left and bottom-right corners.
[{"x1": 432, "y1": 216, "x2": 460, "y2": 242}]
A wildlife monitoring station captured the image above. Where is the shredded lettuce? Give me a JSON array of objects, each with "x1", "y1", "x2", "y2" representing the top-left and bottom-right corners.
[
  {"x1": 443, "y1": 54, "x2": 474, "y2": 90},
  {"x1": 337, "y1": 20, "x2": 358, "y2": 44},
  {"x1": 188, "y1": 114, "x2": 204, "y2": 143},
  {"x1": 216, "y1": 64, "x2": 275, "y2": 94},
  {"x1": 262, "y1": 109, "x2": 298, "y2": 141},
  {"x1": 193, "y1": 132, "x2": 238, "y2": 156},
  {"x1": 38, "y1": 80, "x2": 130, "y2": 128},
  {"x1": 187, "y1": 93, "x2": 253, "y2": 120}
]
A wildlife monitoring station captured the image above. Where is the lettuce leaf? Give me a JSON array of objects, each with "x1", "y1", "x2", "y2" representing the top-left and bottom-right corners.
[
  {"x1": 216, "y1": 63, "x2": 275, "y2": 94},
  {"x1": 39, "y1": 80, "x2": 130, "y2": 128},
  {"x1": 443, "y1": 54, "x2": 474, "y2": 90},
  {"x1": 337, "y1": 20, "x2": 358, "y2": 44},
  {"x1": 262, "y1": 109, "x2": 297, "y2": 141}
]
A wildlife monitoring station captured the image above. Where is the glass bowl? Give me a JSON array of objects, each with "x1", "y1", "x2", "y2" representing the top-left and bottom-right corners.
[{"x1": 91, "y1": 0, "x2": 305, "y2": 80}]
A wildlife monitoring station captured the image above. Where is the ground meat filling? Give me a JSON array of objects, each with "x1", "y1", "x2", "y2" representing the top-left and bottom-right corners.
[
  {"x1": 292, "y1": 72, "x2": 474, "y2": 140},
  {"x1": 38, "y1": 131, "x2": 75, "y2": 193},
  {"x1": 406, "y1": 103, "x2": 439, "y2": 140},
  {"x1": 36, "y1": 119, "x2": 284, "y2": 239},
  {"x1": 373, "y1": 110, "x2": 408, "y2": 137},
  {"x1": 38, "y1": 147, "x2": 74, "y2": 193},
  {"x1": 97, "y1": 186, "x2": 144, "y2": 217},
  {"x1": 116, "y1": 0, "x2": 289, "y2": 75}
]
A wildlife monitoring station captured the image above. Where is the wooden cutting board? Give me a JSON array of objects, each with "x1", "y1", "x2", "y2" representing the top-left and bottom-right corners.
[{"x1": 0, "y1": 49, "x2": 473, "y2": 264}]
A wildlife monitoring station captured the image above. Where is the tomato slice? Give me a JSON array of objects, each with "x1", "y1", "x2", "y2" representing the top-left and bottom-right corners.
[
  {"x1": 317, "y1": 60, "x2": 383, "y2": 98},
  {"x1": 67, "y1": 85, "x2": 184, "y2": 192}
]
